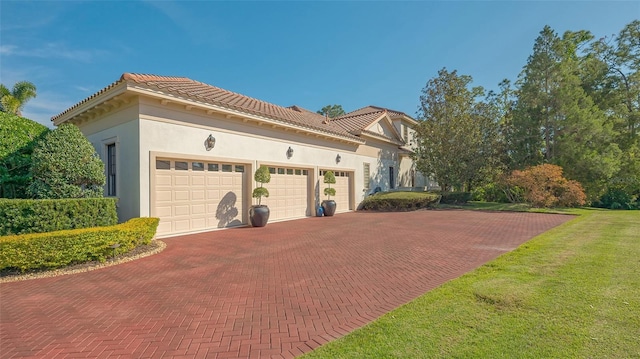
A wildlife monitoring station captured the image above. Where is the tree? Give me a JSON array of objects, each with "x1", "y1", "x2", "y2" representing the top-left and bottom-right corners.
[
  {"x1": 252, "y1": 165, "x2": 270, "y2": 205},
  {"x1": 510, "y1": 26, "x2": 622, "y2": 200},
  {"x1": 413, "y1": 68, "x2": 501, "y2": 191},
  {"x1": 0, "y1": 112, "x2": 50, "y2": 198},
  {"x1": 317, "y1": 104, "x2": 345, "y2": 118},
  {"x1": 28, "y1": 124, "x2": 105, "y2": 198},
  {"x1": 0, "y1": 81, "x2": 37, "y2": 116}
]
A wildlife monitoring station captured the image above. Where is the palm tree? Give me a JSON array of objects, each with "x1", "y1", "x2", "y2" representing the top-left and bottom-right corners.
[{"x1": 0, "y1": 81, "x2": 37, "y2": 116}]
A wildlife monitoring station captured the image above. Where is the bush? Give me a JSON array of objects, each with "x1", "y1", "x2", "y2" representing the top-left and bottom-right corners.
[
  {"x1": 359, "y1": 192, "x2": 441, "y2": 211},
  {"x1": 595, "y1": 187, "x2": 638, "y2": 210},
  {"x1": 0, "y1": 198, "x2": 117, "y2": 235},
  {"x1": 0, "y1": 112, "x2": 50, "y2": 198},
  {"x1": 0, "y1": 217, "x2": 159, "y2": 272},
  {"x1": 29, "y1": 124, "x2": 105, "y2": 198},
  {"x1": 438, "y1": 191, "x2": 473, "y2": 205},
  {"x1": 472, "y1": 183, "x2": 510, "y2": 203},
  {"x1": 505, "y1": 164, "x2": 586, "y2": 208}
]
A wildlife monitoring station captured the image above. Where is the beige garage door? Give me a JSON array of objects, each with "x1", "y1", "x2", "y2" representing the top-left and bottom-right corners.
[
  {"x1": 153, "y1": 159, "x2": 246, "y2": 236},
  {"x1": 262, "y1": 166, "x2": 310, "y2": 221},
  {"x1": 321, "y1": 170, "x2": 352, "y2": 213}
]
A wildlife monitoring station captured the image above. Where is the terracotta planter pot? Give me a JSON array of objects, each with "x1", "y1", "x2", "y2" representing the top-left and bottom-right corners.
[
  {"x1": 249, "y1": 205, "x2": 270, "y2": 227},
  {"x1": 321, "y1": 200, "x2": 337, "y2": 217}
]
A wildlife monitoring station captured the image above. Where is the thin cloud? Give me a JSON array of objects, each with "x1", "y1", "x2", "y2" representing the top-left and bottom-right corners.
[{"x1": 1, "y1": 43, "x2": 108, "y2": 63}]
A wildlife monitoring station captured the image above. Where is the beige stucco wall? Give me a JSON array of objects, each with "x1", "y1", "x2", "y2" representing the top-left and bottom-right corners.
[
  {"x1": 74, "y1": 94, "x2": 423, "y2": 224},
  {"x1": 78, "y1": 102, "x2": 141, "y2": 222},
  {"x1": 136, "y1": 97, "x2": 391, "y2": 219}
]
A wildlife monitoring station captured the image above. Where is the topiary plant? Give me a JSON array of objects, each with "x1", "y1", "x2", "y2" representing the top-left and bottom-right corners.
[
  {"x1": 323, "y1": 170, "x2": 336, "y2": 200},
  {"x1": 252, "y1": 165, "x2": 271, "y2": 205},
  {"x1": 28, "y1": 124, "x2": 105, "y2": 199}
]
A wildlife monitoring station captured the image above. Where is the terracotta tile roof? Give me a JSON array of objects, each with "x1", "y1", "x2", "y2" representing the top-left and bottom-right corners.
[
  {"x1": 330, "y1": 110, "x2": 386, "y2": 133},
  {"x1": 330, "y1": 106, "x2": 411, "y2": 144},
  {"x1": 52, "y1": 73, "x2": 361, "y2": 142}
]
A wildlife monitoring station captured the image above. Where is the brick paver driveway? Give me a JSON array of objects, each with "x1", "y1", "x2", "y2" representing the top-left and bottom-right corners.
[{"x1": 0, "y1": 210, "x2": 572, "y2": 358}]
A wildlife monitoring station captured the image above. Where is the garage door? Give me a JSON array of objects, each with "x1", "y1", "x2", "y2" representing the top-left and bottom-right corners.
[
  {"x1": 321, "y1": 170, "x2": 352, "y2": 213},
  {"x1": 153, "y1": 158, "x2": 246, "y2": 236},
  {"x1": 262, "y1": 166, "x2": 310, "y2": 220}
]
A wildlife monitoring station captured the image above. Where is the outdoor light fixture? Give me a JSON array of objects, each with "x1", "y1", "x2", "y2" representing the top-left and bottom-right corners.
[
  {"x1": 205, "y1": 134, "x2": 216, "y2": 151},
  {"x1": 286, "y1": 146, "x2": 294, "y2": 159},
  {"x1": 336, "y1": 154, "x2": 341, "y2": 163}
]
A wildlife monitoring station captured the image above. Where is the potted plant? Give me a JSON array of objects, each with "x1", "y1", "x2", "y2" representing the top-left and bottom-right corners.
[
  {"x1": 250, "y1": 165, "x2": 271, "y2": 227},
  {"x1": 321, "y1": 170, "x2": 337, "y2": 216}
]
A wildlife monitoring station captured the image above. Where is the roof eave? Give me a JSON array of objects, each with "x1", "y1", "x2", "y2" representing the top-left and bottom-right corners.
[{"x1": 128, "y1": 86, "x2": 365, "y2": 145}]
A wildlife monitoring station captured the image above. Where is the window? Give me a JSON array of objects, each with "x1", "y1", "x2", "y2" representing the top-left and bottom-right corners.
[
  {"x1": 175, "y1": 161, "x2": 188, "y2": 171},
  {"x1": 208, "y1": 163, "x2": 219, "y2": 171},
  {"x1": 192, "y1": 162, "x2": 204, "y2": 171},
  {"x1": 302, "y1": 169, "x2": 308, "y2": 176},
  {"x1": 156, "y1": 160, "x2": 171, "y2": 170},
  {"x1": 403, "y1": 125, "x2": 408, "y2": 143},
  {"x1": 235, "y1": 165, "x2": 245, "y2": 173},
  {"x1": 107, "y1": 144, "x2": 116, "y2": 196},
  {"x1": 295, "y1": 169, "x2": 302, "y2": 175},
  {"x1": 268, "y1": 167, "x2": 276, "y2": 174},
  {"x1": 389, "y1": 166, "x2": 395, "y2": 189},
  {"x1": 363, "y1": 163, "x2": 370, "y2": 190},
  {"x1": 222, "y1": 164, "x2": 233, "y2": 172},
  {"x1": 286, "y1": 168, "x2": 294, "y2": 175},
  {"x1": 277, "y1": 168, "x2": 285, "y2": 175}
]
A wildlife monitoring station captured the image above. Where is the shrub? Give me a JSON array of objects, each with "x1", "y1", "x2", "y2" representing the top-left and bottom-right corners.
[
  {"x1": 28, "y1": 124, "x2": 105, "y2": 199},
  {"x1": 252, "y1": 165, "x2": 270, "y2": 205},
  {"x1": 0, "y1": 112, "x2": 50, "y2": 198},
  {"x1": 471, "y1": 183, "x2": 510, "y2": 203},
  {"x1": 0, "y1": 198, "x2": 117, "y2": 235},
  {"x1": 0, "y1": 217, "x2": 159, "y2": 272},
  {"x1": 438, "y1": 191, "x2": 473, "y2": 205},
  {"x1": 505, "y1": 164, "x2": 586, "y2": 208},
  {"x1": 595, "y1": 187, "x2": 638, "y2": 210},
  {"x1": 323, "y1": 170, "x2": 336, "y2": 199},
  {"x1": 359, "y1": 192, "x2": 441, "y2": 211}
]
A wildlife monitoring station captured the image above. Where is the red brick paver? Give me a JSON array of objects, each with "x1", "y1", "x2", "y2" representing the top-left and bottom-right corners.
[{"x1": 0, "y1": 210, "x2": 572, "y2": 358}]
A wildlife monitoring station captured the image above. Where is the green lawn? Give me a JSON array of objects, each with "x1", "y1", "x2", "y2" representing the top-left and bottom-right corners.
[{"x1": 303, "y1": 206, "x2": 640, "y2": 358}]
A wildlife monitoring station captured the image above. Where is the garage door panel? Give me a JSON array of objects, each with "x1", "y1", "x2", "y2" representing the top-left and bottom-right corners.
[
  {"x1": 174, "y1": 190, "x2": 189, "y2": 201},
  {"x1": 153, "y1": 158, "x2": 246, "y2": 236},
  {"x1": 261, "y1": 168, "x2": 309, "y2": 221},
  {"x1": 174, "y1": 176, "x2": 189, "y2": 186}
]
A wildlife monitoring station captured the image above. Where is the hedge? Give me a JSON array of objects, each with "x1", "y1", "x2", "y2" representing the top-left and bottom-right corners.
[
  {"x1": 0, "y1": 217, "x2": 159, "y2": 272},
  {"x1": 359, "y1": 192, "x2": 441, "y2": 211},
  {"x1": 0, "y1": 198, "x2": 118, "y2": 236},
  {"x1": 438, "y1": 191, "x2": 473, "y2": 205}
]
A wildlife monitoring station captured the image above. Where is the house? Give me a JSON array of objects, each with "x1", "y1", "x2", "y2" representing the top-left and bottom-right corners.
[{"x1": 52, "y1": 73, "x2": 429, "y2": 237}]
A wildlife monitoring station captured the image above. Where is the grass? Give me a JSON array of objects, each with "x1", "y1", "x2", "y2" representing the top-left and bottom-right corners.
[{"x1": 302, "y1": 206, "x2": 640, "y2": 358}]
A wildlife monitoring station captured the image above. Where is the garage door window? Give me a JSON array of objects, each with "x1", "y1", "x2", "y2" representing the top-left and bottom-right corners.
[
  {"x1": 208, "y1": 163, "x2": 219, "y2": 171},
  {"x1": 235, "y1": 165, "x2": 245, "y2": 173},
  {"x1": 192, "y1": 162, "x2": 204, "y2": 171},
  {"x1": 222, "y1": 164, "x2": 233, "y2": 172},
  {"x1": 156, "y1": 160, "x2": 171, "y2": 170},
  {"x1": 175, "y1": 161, "x2": 188, "y2": 171}
]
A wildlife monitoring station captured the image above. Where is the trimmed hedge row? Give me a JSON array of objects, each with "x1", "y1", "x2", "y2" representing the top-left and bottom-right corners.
[
  {"x1": 0, "y1": 198, "x2": 118, "y2": 236},
  {"x1": 438, "y1": 191, "x2": 473, "y2": 205},
  {"x1": 359, "y1": 193, "x2": 441, "y2": 211},
  {"x1": 0, "y1": 217, "x2": 159, "y2": 272}
]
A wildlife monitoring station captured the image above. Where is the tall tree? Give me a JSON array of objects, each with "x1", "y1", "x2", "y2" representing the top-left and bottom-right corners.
[
  {"x1": 0, "y1": 81, "x2": 37, "y2": 116},
  {"x1": 413, "y1": 68, "x2": 501, "y2": 191},
  {"x1": 511, "y1": 26, "x2": 621, "y2": 200},
  {"x1": 317, "y1": 104, "x2": 345, "y2": 118}
]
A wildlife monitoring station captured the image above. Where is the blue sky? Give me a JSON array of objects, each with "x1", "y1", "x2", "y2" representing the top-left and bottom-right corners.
[{"x1": 1, "y1": 1, "x2": 638, "y2": 127}]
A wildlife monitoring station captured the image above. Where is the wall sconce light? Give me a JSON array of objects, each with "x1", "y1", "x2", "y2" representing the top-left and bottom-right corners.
[
  {"x1": 205, "y1": 134, "x2": 216, "y2": 151},
  {"x1": 286, "y1": 146, "x2": 294, "y2": 159},
  {"x1": 336, "y1": 154, "x2": 341, "y2": 163}
]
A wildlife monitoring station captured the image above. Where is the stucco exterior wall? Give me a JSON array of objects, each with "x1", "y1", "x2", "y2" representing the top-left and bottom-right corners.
[
  {"x1": 135, "y1": 98, "x2": 392, "y2": 219},
  {"x1": 78, "y1": 103, "x2": 141, "y2": 222}
]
